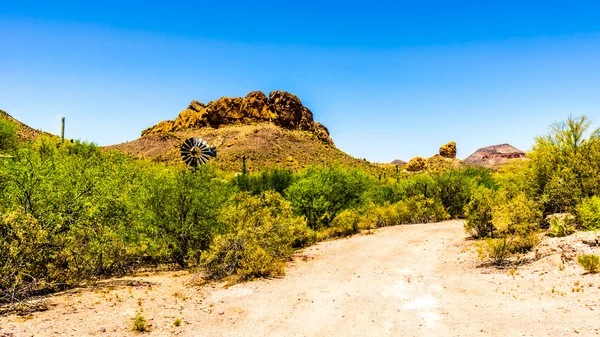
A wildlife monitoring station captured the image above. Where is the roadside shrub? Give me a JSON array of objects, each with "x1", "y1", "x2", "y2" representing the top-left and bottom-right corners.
[
  {"x1": 285, "y1": 166, "x2": 374, "y2": 230},
  {"x1": 576, "y1": 196, "x2": 600, "y2": 230},
  {"x1": 492, "y1": 193, "x2": 542, "y2": 237},
  {"x1": 323, "y1": 209, "x2": 362, "y2": 238},
  {"x1": 398, "y1": 195, "x2": 449, "y2": 224},
  {"x1": 464, "y1": 187, "x2": 496, "y2": 238},
  {"x1": 200, "y1": 192, "x2": 312, "y2": 281},
  {"x1": 577, "y1": 254, "x2": 600, "y2": 273},
  {"x1": 508, "y1": 234, "x2": 540, "y2": 254},
  {"x1": 478, "y1": 238, "x2": 511, "y2": 265},
  {"x1": 146, "y1": 167, "x2": 234, "y2": 267}
]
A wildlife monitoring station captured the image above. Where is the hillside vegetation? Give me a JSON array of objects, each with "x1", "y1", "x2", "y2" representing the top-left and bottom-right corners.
[{"x1": 1, "y1": 111, "x2": 599, "y2": 307}]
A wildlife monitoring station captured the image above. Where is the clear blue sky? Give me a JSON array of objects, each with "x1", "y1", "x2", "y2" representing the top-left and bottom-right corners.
[{"x1": 1, "y1": 1, "x2": 599, "y2": 162}]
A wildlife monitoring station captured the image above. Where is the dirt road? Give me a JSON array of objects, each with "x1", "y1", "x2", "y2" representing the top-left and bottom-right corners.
[{"x1": 1, "y1": 220, "x2": 599, "y2": 336}]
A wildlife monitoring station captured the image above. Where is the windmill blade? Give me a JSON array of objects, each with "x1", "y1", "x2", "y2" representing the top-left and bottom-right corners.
[{"x1": 180, "y1": 137, "x2": 217, "y2": 168}]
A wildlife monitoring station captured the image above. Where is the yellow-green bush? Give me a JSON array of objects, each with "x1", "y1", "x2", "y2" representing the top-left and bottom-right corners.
[
  {"x1": 547, "y1": 214, "x2": 575, "y2": 237},
  {"x1": 577, "y1": 254, "x2": 600, "y2": 273},
  {"x1": 492, "y1": 192, "x2": 542, "y2": 237},
  {"x1": 576, "y1": 196, "x2": 600, "y2": 230},
  {"x1": 200, "y1": 192, "x2": 313, "y2": 281},
  {"x1": 477, "y1": 237, "x2": 511, "y2": 265},
  {"x1": 464, "y1": 187, "x2": 496, "y2": 238}
]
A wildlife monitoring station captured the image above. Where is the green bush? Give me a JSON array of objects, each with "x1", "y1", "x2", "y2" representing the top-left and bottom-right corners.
[
  {"x1": 576, "y1": 196, "x2": 600, "y2": 230},
  {"x1": 478, "y1": 238, "x2": 511, "y2": 265},
  {"x1": 528, "y1": 116, "x2": 600, "y2": 214},
  {"x1": 233, "y1": 167, "x2": 294, "y2": 195},
  {"x1": 492, "y1": 192, "x2": 542, "y2": 237},
  {"x1": 464, "y1": 187, "x2": 496, "y2": 238},
  {"x1": 285, "y1": 166, "x2": 374, "y2": 230},
  {"x1": 324, "y1": 209, "x2": 362, "y2": 238},
  {"x1": 547, "y1": 215, "x2": 575, "y2": 237},
  {"x1": 508, "y1": 234, "x2": 540, "y2": 254},
  {"x1": 0, "y1": 118, "x2": 19, "y2": 152},
  {"x1": 146, "y1": 167, "x2": 234, "y2": 267},
  {"x1": 200, "y1": 192, "x2": 313, "y2": 281},
  {"x1": 577, "y1": 254, "x2": 600, "y2": 273}
]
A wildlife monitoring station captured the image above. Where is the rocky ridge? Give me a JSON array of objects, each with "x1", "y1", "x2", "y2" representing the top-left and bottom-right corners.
[{"x1": 142, "y1": 90, "x2": 333, "y2": 145}]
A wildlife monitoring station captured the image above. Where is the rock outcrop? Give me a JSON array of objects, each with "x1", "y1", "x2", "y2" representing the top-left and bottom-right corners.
[
  {"x1": 464, "y1": 144, "x2": 526, "y2": 168},
  {"x1": 142, "y1": 91, "x2": 333, "y2": 145},
  {"x1": 439, "y1": 141, "x2": 457, "y2": 159}
]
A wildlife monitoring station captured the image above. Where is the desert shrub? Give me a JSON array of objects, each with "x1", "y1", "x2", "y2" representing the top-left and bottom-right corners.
[
  {"x1": 577, "y1": 254, "x2": 600, "y2": 273},
  {"x1": 233, "y1": 167, "x2": 294, "y2": 195},
  {"x1": 528, "y1": 116, "x2": 600, "y2": 214},
  {"x1": 0, "y1": 140, "x2": 163, "y2": 301},
  {"x1": 464, "y1": 187, "x2": 496, "y2": 238},
  {"x1": 406, "y1": 156, "x2": 427, "y2": 172},
  {"x1": 397, "y1": 195, "x2": 449, "y2": 224},
  {"x1": 0, "y1": 117, "x2": 19, "y2": 152},
  {"x1": 132, "y1": 312, "x2": 149, "y2": 332},
  {"x1": 372, "y1": 202, "x2": 403, "y2": 227},
  {"x1": 492, "y1": 192, "x2": 542, "y2": 237},
  {"x1": 145, "y1": 167, "x2": 234, "y2": 267},
  {"x1": 478, "y1": 238, "x2": 511, "y2": 265},
  {"x1": 576, "y1": 196, "x2": 600, "y2": 230},
  {"x1": 285, "y1": 166, "x2": 374, "y2": 229},
  {"x1": 508, "y1": 234, "x2": 540, "y2": 254},
  {"x1": 547, "y1": 215, "x2": 575, "y2": 237},
  {"x1": 324, "y1": 209, "x2": 362, "y2": 238},
  {"x1": 200, "y1": 192, "x2": 313, "y2": 281}
]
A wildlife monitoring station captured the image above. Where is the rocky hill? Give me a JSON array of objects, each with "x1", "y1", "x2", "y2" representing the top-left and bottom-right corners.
[
  {"x1": 463, "y1": 144, "x2": 527, "y2": 168},
  {"x1": 108, "y1": 91, "x2": 394, "y2": 176},
  {"x1": 0, "y1": 110, "x2": 55, "y2": 141},
  {"x1": 142, "y1": 91, "x2": 332, "y2": 145}
]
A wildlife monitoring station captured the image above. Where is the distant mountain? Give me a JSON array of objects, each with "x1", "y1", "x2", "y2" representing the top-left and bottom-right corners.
[
  {"x1": 107, "y1": 91, "x2": 395, "y2": 176},
  {"x1": 463, "y1": 144, "x2": 526, "y2": 168},
  {"x1": 391, "y1": 159, "x2": 406, "y2": 165}
]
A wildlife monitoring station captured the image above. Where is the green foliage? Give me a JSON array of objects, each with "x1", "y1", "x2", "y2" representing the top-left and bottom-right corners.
[
  {"x1": 146, "y1": 167, "x2": 234, "y2": 267},
  {"x1": 547, "y1": 215, "x2": 575, "y2": 237},
  {"x1": 200, "y1": 192, "x2": 313, "y2": 281},
  {"x1": 232, "y1": 167, "x2": 294, "y2": 195},
  {"x1": 0, "y1": 118, "x2": 19, "y2": 152},
  {"x1": 285, "y1": 166, "x2": 374, "y2": 230},
  {"x1": 478, "y1": 238, "x2": 511, "y2": 265},
  {"x1": 491, "y1": 192, "x2": 542, "y2": 237},
  {"x1": 577, "y1": 254, "x2": 600, "y2": 273},
  {"x1": 132, "y1": 312, "x2": 149, "y2": 332},
  {"x1": 325, "y1": 209, "x2": 362, "y2": 238},
  {"x1": 464, "y1": 187, "x2": 496, "y2": 239},
  {"x1": 528, "y1": 115, "x2": 600, "y2": 214},
  {"x1": 576, "y1": 196, "x2": 600, "y2": 230}
]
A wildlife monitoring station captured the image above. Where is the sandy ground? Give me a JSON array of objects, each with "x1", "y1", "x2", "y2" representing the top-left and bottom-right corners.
[{"x1": 1, "y1": 220, "x2": 599, "y2": 337}]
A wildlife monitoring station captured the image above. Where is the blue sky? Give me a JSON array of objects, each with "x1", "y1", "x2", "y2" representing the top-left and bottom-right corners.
[{"x1": 1, "y1": 1, "x2": 599, "y2": 162}]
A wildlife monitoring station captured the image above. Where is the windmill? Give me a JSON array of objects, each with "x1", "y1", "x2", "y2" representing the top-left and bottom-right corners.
[{"x1": 180, "y1": 137, "x2": 217, "y2": 168}]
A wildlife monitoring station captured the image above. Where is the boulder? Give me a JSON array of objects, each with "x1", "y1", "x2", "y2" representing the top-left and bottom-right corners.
[
  {"x1": 406, "y1": 156, "x2": 427, "y2": 172},
  {"x1": 439, "y1": 141, "x2": 457, "y2": 159}
]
